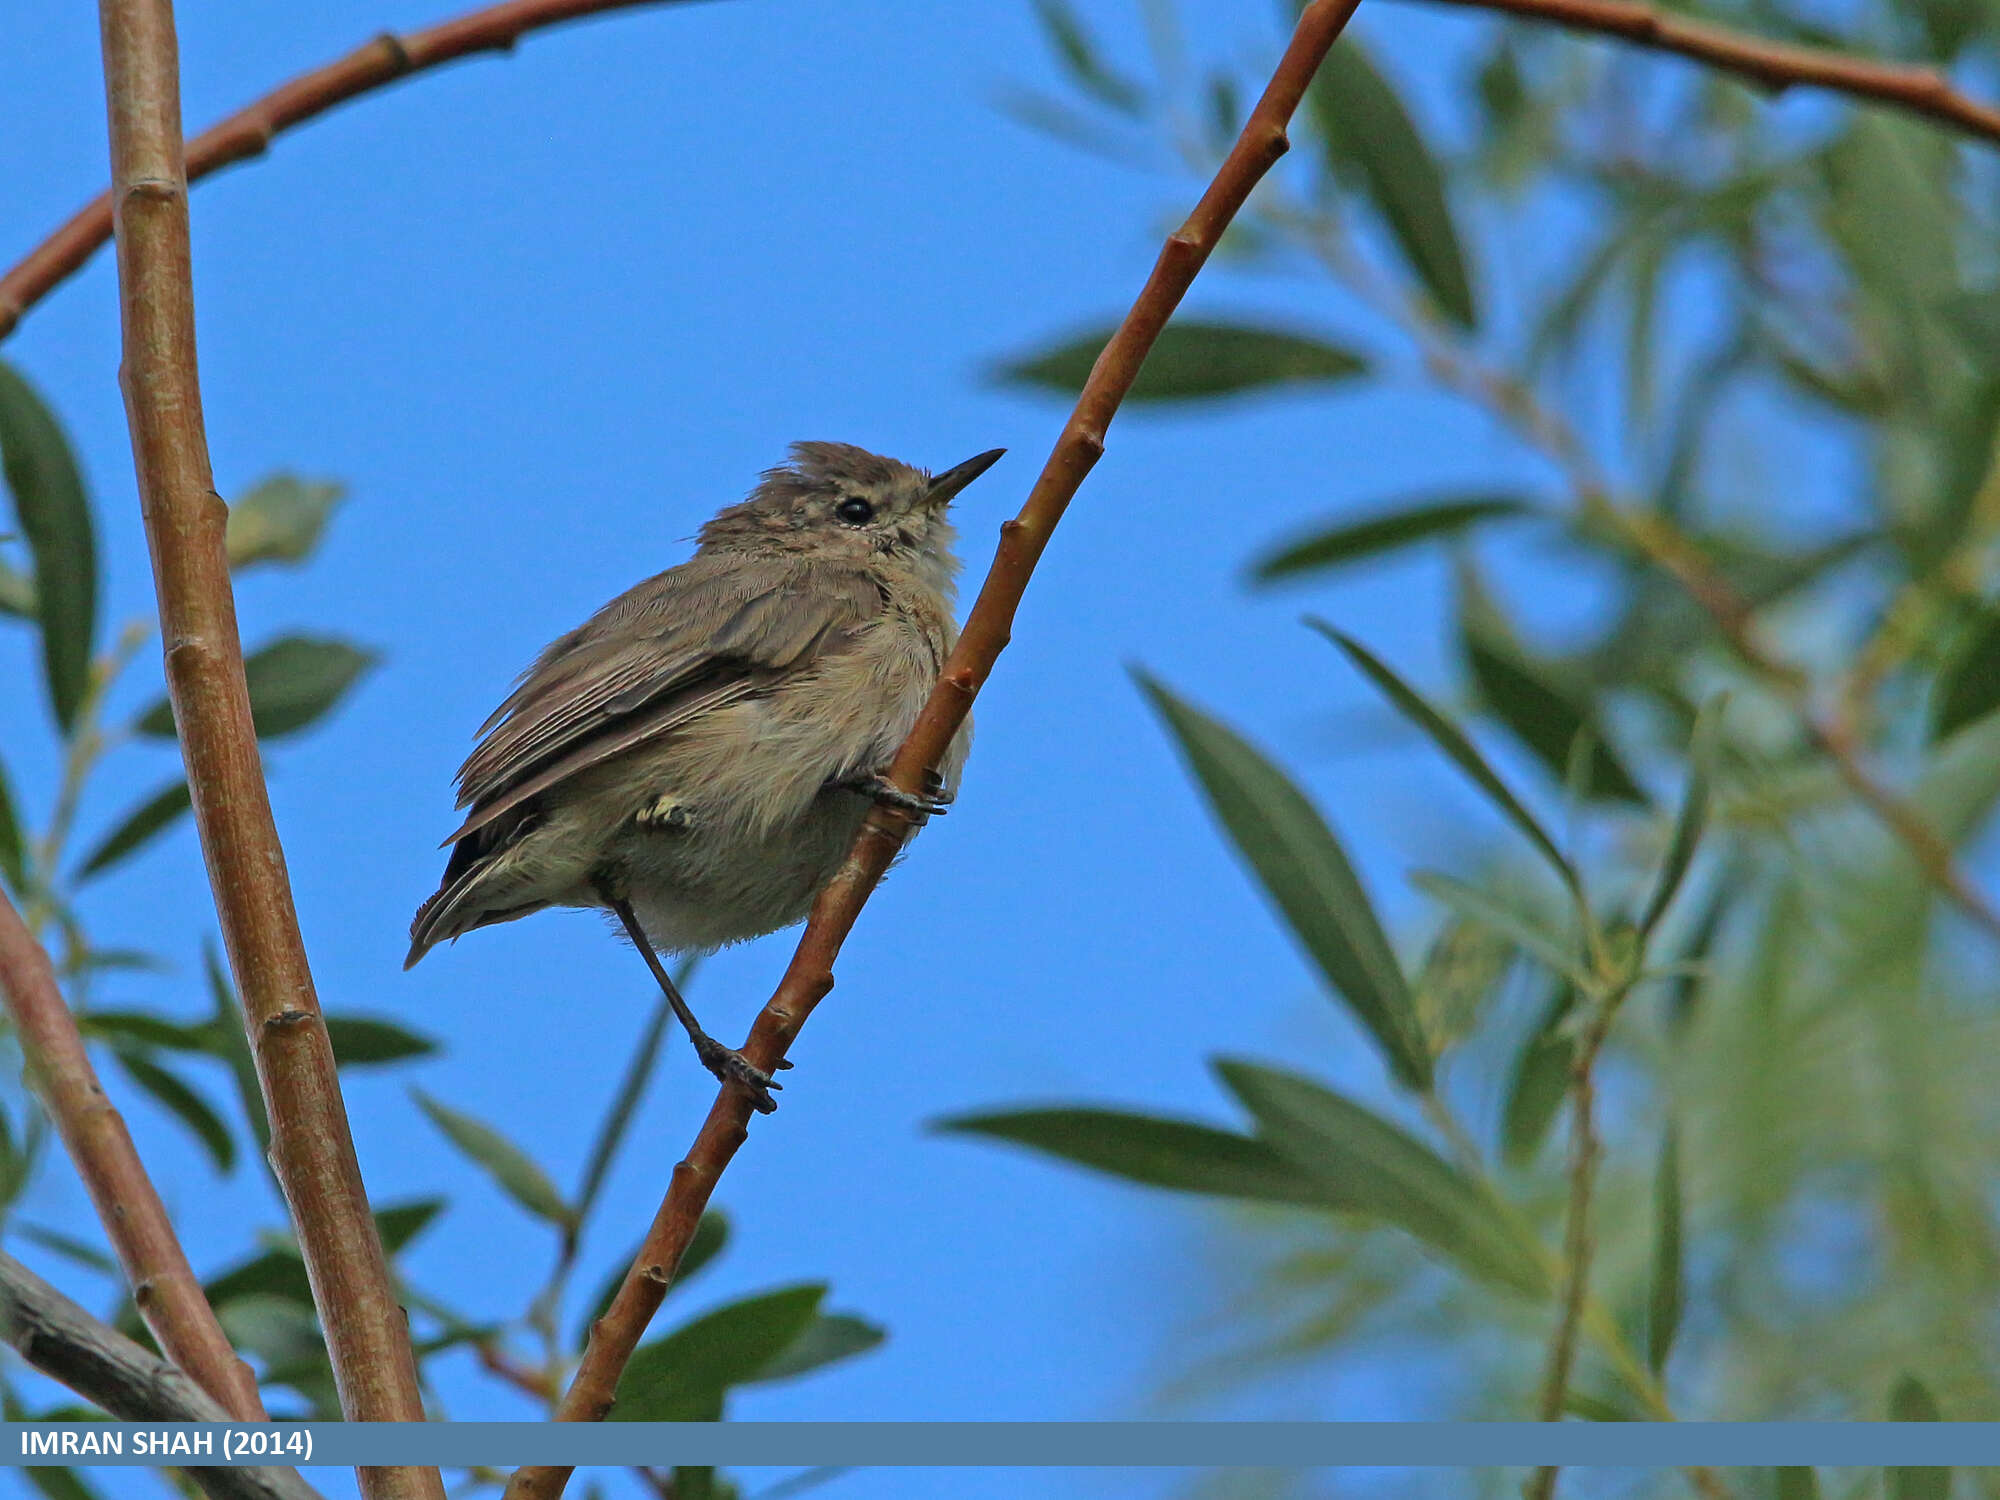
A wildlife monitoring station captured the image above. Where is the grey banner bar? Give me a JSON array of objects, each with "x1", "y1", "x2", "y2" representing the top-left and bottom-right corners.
[{"x1": 4, "y1": 1422, "x2": 1998, "y2": 1468}]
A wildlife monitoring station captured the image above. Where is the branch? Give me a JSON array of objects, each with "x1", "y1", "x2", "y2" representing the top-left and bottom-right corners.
[
  {"x1": 93, "y1": 0, "x2": 438, "y2": 1490},
  {"x1": 0, "y1": 888, "x2": 262, "y2": 1418},
  {"x1": 0, "y1": 0, "x2": 700, "y2": 343},
  {"x1": 0, "y1": 1251, "x2": 321, "y2": 1500},
  {"x1": 1407, "y1": 0, "x2": 2000, "y2": 146},
  {"x1": 503, "y1": 1, "x2": 1364, "y2": 1492}
]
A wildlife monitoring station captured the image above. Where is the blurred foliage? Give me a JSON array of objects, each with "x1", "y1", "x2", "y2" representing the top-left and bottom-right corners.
[
  {"x1": 0, "y1": 361, "x2": 882, "y2": 1473},
  {"x1": 968, "y1": 0, "x2": 2000, "y2": 1474}
]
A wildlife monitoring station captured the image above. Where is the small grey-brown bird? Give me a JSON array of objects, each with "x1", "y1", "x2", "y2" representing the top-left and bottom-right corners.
[{"x1": 406, "y1": 441, "x2": 1002, "y2": 1110}]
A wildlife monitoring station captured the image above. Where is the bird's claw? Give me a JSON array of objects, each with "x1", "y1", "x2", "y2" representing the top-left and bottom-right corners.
[
  {"x1": 693, "y1": 1036, "x2": 782, "y2": 1114},
  {"x1": 845, "y1": 771, "x2": 952, "y2": 819}
]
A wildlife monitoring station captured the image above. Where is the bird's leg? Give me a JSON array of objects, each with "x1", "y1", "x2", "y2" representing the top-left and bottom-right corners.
[
  {"x1": 832, "y1": 767, "x2": 952, "y2": 818},
  {"x1": 598, "y1": 888, "x2": 787, "y2": 1114}
]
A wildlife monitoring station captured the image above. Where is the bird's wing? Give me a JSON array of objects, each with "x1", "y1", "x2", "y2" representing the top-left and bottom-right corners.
[{"x1": 443, "y1": 553, "x2": 882, "y2": 845}]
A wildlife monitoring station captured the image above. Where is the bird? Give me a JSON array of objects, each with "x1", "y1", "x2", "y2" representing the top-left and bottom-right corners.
[{"x1": 406, "y1": 441, "x2": 1004, "y2": 1111}]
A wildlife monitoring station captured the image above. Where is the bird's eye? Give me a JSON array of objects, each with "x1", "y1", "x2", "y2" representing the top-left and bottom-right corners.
[{"x1": 835, "y1": 497, "x2": 874, "y2": 525}]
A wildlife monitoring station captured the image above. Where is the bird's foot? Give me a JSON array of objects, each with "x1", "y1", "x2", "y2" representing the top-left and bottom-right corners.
[
  {"x1": 691, "y1": 1033, "x2": 789, "y2": 1114},
  {"x1": 838, "y1": 770, "x2": 952, "y2": 819}
]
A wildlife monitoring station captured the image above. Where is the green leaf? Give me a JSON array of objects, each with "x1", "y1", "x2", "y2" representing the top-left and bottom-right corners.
[
  {"x1": 1501, "y1": 982, "x2": 1576, "y2": 1168},
  {"x1": 609, "y1": 1284, "x2": 827, "y2": 1421},
  {"x1": 201, "y1": 941, "x2": 268, "y2": 1159},
  {"x1": 1411, "y1": 916, "x2": 1514, "y2": 1054},
  {"x1": 77, "y1": 1010, "x2": 212, "y2": 1051},
  {"x1": 224, "y1": 474, "x2": 345, "y2": 569},
  {"x1": 0, "y1": 758, "x2": 26, "y2": 893},
  {"x1": 1216, "y1": 1058, "x2": 1550, "y2": 1297},
  {"x1": 1774, "y1": 1470, "x2": 1820, "y2": 1500},
  {"x1": 937, "y1": 1107, "x2": 1353, "y2": 1209},
  {"x1": 1249, "y1": 495, "x2": 1532, "y2": 584},
  {"x1": 136, "y1": 634, "x2": 377, "y2": 740},
  {"x1": 325, "y1": 1015, "x2": 437, "y2": 1067},
  {"x1": 1638, "y1": 697, "x2": 1723, "y2": 937},
  {"x1": 72, "y1": 780, "x2": 191, "y2": 882},
  {"x1": 1931, "y1": 602, "x2": 2000, "y2": 742},
  {"x1": 23, "y1": 1467, "x2": 102, "y2": 1500},
  {"x1": 1029, "y1": 0, "x2": 1143, "y2": 112},
  {"x1": 110, "y1": 1051, "x2": 234, "y2": 1173},
  {"x1": 1646, "y1": 1125, "x2": 1683, "y2": 1376},
  {"x1": 997, "y1": 320, "x2": 1367, "y2": 404},
  {"x1": 577, "y1": 959, "x2": 699, "y2": 1234},
  {"x1": 1887, "y1": 1374, "x2": 1948, "y2": 1500},
  {"x1": 13, "y1": 1222, "x2": 116, "y2": 1274},
  {"x1": 0, "y1": 360, "x2": 97, "y2": 734},
  {"x1": 1564, "y1": 1389, "x2": 1640, "y2": 1422},
  {"x1": 1412, "y1": 870, "x2": 1587, "y2": 986},
  {"x1": 1137, "y1": 671, "x2": 1431, "y2": 1090},
  {"x1": 1318, "y1": 626, "x2": 1579, "y2": 894},
  {"x1": 0, "y1": 554, "x2": 34, "y2": 617},
  {"x1": 1463, "y1": 626, "x2": 1648, "y2": 806},
  {"x1": 1305, "y1": 38, "x2": 1477, "y2": 327},
  {"x1": 745, "y1": 1312, "x2": 886, "y2": 1384},
  {"x1": 412, "y1": 1088, "x2": 573, "y2": 1231},
  {"x1": 375, "y1": 1198, "x2": 446, "y2": 1256},
  {"x1": 576, "y1": 1211, "x2": 729, "y2": 1351}
]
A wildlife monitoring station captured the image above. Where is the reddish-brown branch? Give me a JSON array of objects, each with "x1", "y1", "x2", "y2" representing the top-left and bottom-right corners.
[
  {"x1": 1411, "y1": 0, "x2": 2000, "y2": 143},
  {"x1": 0, "y1": 0, "x2": 696, "y2": 343},
  {"x1": 0, "y1": 887, "x2": 264, "y2": 1421},
  {"x1": 93, "y1": 0, "x2": 438, "y2": 1491},
  {"x1": 501, "y1": 1, "x2": 1363, "y2": 1493}
]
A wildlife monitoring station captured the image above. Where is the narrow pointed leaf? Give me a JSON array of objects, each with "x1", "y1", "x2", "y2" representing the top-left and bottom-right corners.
[
  {"x1": 1139, "y1": 671, "x2": 1431, "y2": 1090},
  {"x1": 1464, "y1": 629, "x2": 1648, "y2": 806},
  {"x1": 1775, "y1": 1470, "x2": 1820, "y2": 1500},
  {"x1": 412, "y1": 1088, "x2": 574, "y2": 1231},
  {"x1": 136, "y1": 635, "x2": 377, "y2": 740},
  {"x1": 1887, "y1": 1376, "x2": 1948, "y2": 1500},
  {"x1": 201, "y1": 941, "x2": 268, "y2": 1159},
  {"x1": 0, "y1": 360, "x2": 96, "y2": 733},
  {"x1": 73, "y1": 780, "x2": 191, "y2": 882},
  {"x1": 998, "y1": 321, "x2": 1367, "y2": 404},
  {"x1": 0, "y1": 759, "x2": 25, "y2": 892},
  {"x1": 1411, "y1": 871, "x2": 1588, "y2": 987},
  {"x1": 110, "y1": 1051, "x2": 234, "y2": 1173},
  {"x1": 375, "y1": 1198, "x2": 446, "y2": 1256},
  {"x1": 938, "y1": 1107, "x2": 1354, "y2": 1209},
  {"x1": 745, "y1": 1312, "x2": 886, "y2": 1384},
  {"x1": 1216, "y1": 1059, "x2": 1549, "y2": 1296},
  {"x1": 77, "y1": 1011, "x2": 211, "y2": 1051},
  {"x1": 1502, "y1": 981, "x2": 1577, "y2": 1167},
  {"x1": 1638, "y1": 697, "x2": 1723, "y2": 937},
  {"x1": 325, "y1": 1016, "x2": 437, "y2": 1067},
  {"x1": 1250, "y1": 495, "x2": 1532, "y2": 584},
  {"x1": 609, "y1": 1284, "x2": 827, "y2": 1421},
  {"x1": 13, "y1": 1223, "x2": 117, "y2": 1274},
  {"x1": 1318, "y1": 626, "x2": 1577, "y2": 894},
  {"x1": 1931, "y1": 602, "x2": 2000, "y2": 741},
  {"x1": 577, "y1": 958, "x2": 698, "y2": 1232},
  {"x1": 1029, "y1": 0, "x2": 1144, "y2": 112},
  {"x1": 1305, "y1": 39, "x2": 1477, "y2": 326},
  {"x1": 224, "y1": 474, "x2": 345, "y2": 569},
  {"x1": 1647, "y1": 1125, "x2": 1683, "y2": 1375},
  {"x1": 0, "y1": 555, "x2": 32, "y2": 617}
]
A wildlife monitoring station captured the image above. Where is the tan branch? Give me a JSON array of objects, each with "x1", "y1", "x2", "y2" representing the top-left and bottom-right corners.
[
  {"x1": 0, "y1": 887, "x2": 263, "y2": 1420},
  {"x1": 93, "y1": 0, "x2": 438, "y2": 1490},
  {"x1": 1409, "y1": 0, "x2": 2000, "y2": 146},
  {"x1": 0, "y1": 0, "x2": 698, "y2": 343},
  {"x1": 0, "y1": 1251, "x2": 321, "y2": 1500},
  {"x1": 502, "y1": 2, "x2": 1365, "y2": 1493}
]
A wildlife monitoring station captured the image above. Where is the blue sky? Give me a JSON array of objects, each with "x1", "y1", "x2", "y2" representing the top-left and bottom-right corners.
[{"x1": 0, "y1": 0, "x2": 1627, "y2": 1493}]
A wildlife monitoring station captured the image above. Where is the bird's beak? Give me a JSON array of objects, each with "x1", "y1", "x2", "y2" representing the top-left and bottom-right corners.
[{"x1": 925, "y1": 447, "x2": 1006, "y2": 509}]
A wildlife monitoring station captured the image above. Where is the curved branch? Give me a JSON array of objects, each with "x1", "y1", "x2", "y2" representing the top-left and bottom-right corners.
[
  {"x1": 1408, "y1": 0, "x2": 2000, "y2": 145},
  {"x1": 0, "y1": 888, "x2": 263, "y2": 1420},
  {"x1": 93, "y1": 0, "x2": 437, "y2": 1490},
  {"x1": 0, "y1": 1251, "x2": 321, "y2": 1500},
  {"x1": 0, "y1": 0, "x2": 699, "y2": 343},
  {"x1": 502, "y1": 0, "x2": 1365, "y2": 1493}
]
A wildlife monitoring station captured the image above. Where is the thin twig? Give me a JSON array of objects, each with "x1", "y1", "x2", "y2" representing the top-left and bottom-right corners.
[
  {"x1": 93, "y1": 0, "x2": 438, "y2": 1488},
  {"x1": 0, "y1": 1251, "x2": 321, "y2": 1500},
  {"x1": 0, "y1": 886, "x2": 263, "y2": 1419},
  {"x1": 0, "y1": 0, "x2": 704, "y2": 343},
  {"x1": 502, "y1": 2, "x2": 1367, "y2": 1493},
  {"x1": 1403, "y1": 0, "x2": 2000, "y2": 146}
]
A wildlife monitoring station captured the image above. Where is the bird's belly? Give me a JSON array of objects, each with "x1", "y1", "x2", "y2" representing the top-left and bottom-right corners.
[{"x1": 618, "y1": 788, "x2": 871, "y2": 953}]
